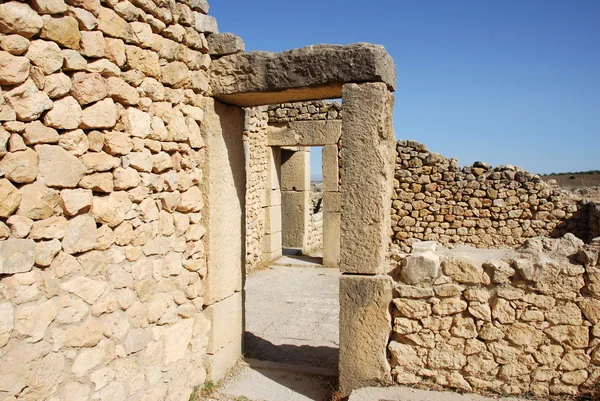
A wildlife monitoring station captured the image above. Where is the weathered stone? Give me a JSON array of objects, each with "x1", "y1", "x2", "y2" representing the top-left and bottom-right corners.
[
  {"x1": 161, "y1": 61, "x2": 189, "y2": 87},
  {"x1": 492, "y1": 298, "x2": 515, "y2": 324},
  {"x1": 0, "y1": 35, "x2": 30, "y2": 56},
  {"x1": 125, "y1": 45, "x2": 161, "y2": 78},
  {"x1": 91, "y1": 191, "x2": 132, "y2": 227},
  {"x1": 59, "y1": 129, "x2": 89, "y2": 155},
  {"x1": 31, "y1": 0, "x2": 68, "y2": 14},
  {"x1": 127, "y1": 150, "x2": 153, "y2": 172},
  {"x1": 26, "y1": 40, "x2": 64, "y2": 74},
  {"x1": 5, "y1": 79, "x2": 53, "y2": 121},
  {"x1": 442, "y1": 256, "x2": 486, "y2": 284},
  {"x1": 63, "y1": 318, "x2": 104, "y2": 347},
  {"x1": 0, "y1": 51, "x2": 30, "y2": 85},
  {"x1": 17, "y1": 182, "x2": 61, "y2": 220},
  {"x1": 71, "y1": 72, "x2": 107, "y2": 105},
  {"x1": 0, "y1": 239, "x2": 36, "y2": 274},
  {"x1": 44, "y1": 96, "x2": 83, "y2": 130},
  {"x1": 580, "y1": 298, "x2": 600, "y2": 324},
  {"x1": 80, "y1": 152, "x2": 120, "y2": 172},
  {"x1": 60, "y1": 188, "x2": 93, "y2": 216},
  {"x1": 35, "y1": 239, "x2": 62, "y2": 266},
  {"x1": 72, "y1": 347, "x2": 104, "y2": 377},
  {"x1": 37, "y1": 144, "x2": 86, "y2": 188},
  {"x1": 7, "y1": 215, "x2": 33, "y2": 238},
  {"x1": 104, "y1": 37, "x2": 126, "y2": 67},
  {"x1": 80, "y1": 31, "x2": 105, "y2": 58},
  {"x1": 194, "y1": 12, "x2": 218, "y2": 33},
  {"x1": 393, "y1": 299, "x2": 431, "y2": 319},
  {"x1": 24, "y1": 121, "x2": 59, "y2": 145},
  {"x1": 67, "y1": 5, "x2": 97, "y2": 30},
  {"x1": 0, "y1": 148, "x2": 38, "y2": 184},
  {"x1": 433, "y1": 298, "x2": 468, "y2": 316},
  {"x1": 107, "y1": 77, "x2": 139, "y2": 105},
  {"x1": 63, "y1": 49, "x2": 88, "y2": 71},
  {"x1": 61, "y1": 276, "x2": 106, "y2": 304},
  {"x1": 14, "y1": 299, "x2": 57, "y2": 342},
  {"x1": 0, "y1": 2, "x2": 44, "y2": 38},
  {"x1": 211, "y1": 43, "x2": 396, "y2": 107},
  {"x1": 81, "y1": 98, "x2": 117, "y2": 129},
  {"x1": 177, "y1": 186, "x2": 203, "y2": 212},
  {"x1": 0, "y1": 179, "x2": 22, "y2": 218},
  {"x1": 62, "y1": 214, "x2": 98, "y2": 254},
  {"x1": 208, "y1": 33, "x2": 244, "y2": 56},
  {"x1": 546, "y1": 325, "x2": 589, "y2": 349},
  {"x1": 97, "y1": 7, "x2": 133, "y2": 41},
  {"x1": 86, "y1": 58, "x2": 121, "y2": 77},
  {"x1": 400, "y1": 251, "x2": 441, "y2": 285},
  {"x1": 0, "y1": 303, "x2": 14, "y2": 347},
  {"x1": 30, "y1": 216, "x2": 68, "y2": 240},
  {"x1": 40, "y1": 15, "x2": 81, "y2": 50},
  {"x1": 428, "y1": 344, "x2": 467, "y2": 370},
  {"x1": 103, "y1": 131, "x2": 132, "y2": 155}
]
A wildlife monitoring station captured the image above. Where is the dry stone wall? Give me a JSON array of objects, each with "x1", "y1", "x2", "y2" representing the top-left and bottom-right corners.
[
  {"x1": 0, "y1": 0, "x2": 218, "y2": 399},
  {"x1": 589, "y1": 201, "x2": 600, "y2": 240},
  {"x1": 389, "y1": 235, "x2": 600, "y2": 397},
  {"x1": 244, "y1": 106, "x2": 269, "y2": 272},
  {"x1": 306, "y1": 188, "x2": 323, "y2": 253},
  {"x1": 392, "y1": 140, "x2": 588, "y2": 252},
  {"x1": 268, "y1": 100, "x2": 342, "y2": 123}
]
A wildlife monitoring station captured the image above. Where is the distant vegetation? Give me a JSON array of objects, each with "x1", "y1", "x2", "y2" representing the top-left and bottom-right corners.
[{"x1": 542, "y1": 170, "x2": 600, "y2": 176}]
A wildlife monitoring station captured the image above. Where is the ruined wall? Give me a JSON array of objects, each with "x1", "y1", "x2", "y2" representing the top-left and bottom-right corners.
[
  {"x1": 267, "y1": 100, "x2": 342, "y2": 123},
  {"x1": 389, "y1": 235, "x2": 600, "y2": 397},
  {"x1": 392, "y1": 140, "x2": 588, "y2": 252},
  {"x1": 306, "y1": 188, "x2": 323, "y2": 253},
  {"x1": 0, "y1": 0, "x2": 218, "y2": 399},
  {"x1": 244, "y1": 106, "x2": 269, "y2": 272},
  {"x1": 589, "y1": 201, "x2": 600, "y2": 240}
]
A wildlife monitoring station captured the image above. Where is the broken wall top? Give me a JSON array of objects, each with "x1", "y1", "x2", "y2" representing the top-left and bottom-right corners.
[{"x1": 210, "y1": 43, "x2": 396, "y2": 107}]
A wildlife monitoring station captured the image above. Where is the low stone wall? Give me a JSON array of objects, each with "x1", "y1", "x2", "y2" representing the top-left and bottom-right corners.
[
  {"x1": 392, "y1": 140, "x2": 589, "y2": 252},
  {"x1": 389, "y1": 235, "x2": 600, "y2": 397},
  {"x1": 589, "y1": 201, "x2": 600, "y2": 240},
  {"x1": 268, "y1": 100, "x2": 342, "y2": 123}
]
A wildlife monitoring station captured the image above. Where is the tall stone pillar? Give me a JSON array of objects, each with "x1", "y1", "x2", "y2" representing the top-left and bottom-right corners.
[
  {"x1": 322, "y1": 144, "x2": 340, "y2": 267},
  {"x1": 280, "y1": 147, "x2": 310, "y2": 252},
  {"x1": 262, "y1": 147, "x2": 282, "y2": 261},
  {"x1": 338, "y1": 83, "x2": 396, "y2": 395},
  {"x1": 201, "y1": 98, "x2": 246, "y2": 381}
]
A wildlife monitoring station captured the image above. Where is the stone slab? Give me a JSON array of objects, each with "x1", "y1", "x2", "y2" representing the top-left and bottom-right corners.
[
  {"x1": 268, "y1": 147, "x2": 280, "y2": 190},
  {"x1": 281, "y1": 190, "x2": 309, "y2": 249},
  {"x1": 265, "y1": 204, "x2": 282, "y2": 235},
  {"x1": 206, "y1": 333, "x2": 242, "y2": 382},
  {"x1": 202, "y1": 98, "x2": 245, "y2": 305},
  {"x1": 322, "y1": 144, "x2": 339, "y2": 192},
  {"x1": 323, "y1": 211, "x2": 341, "y2": 268},
  {"x1": 205, "y1": 292, "x2": 243, "y2": 354},
  {"x1": 339, "y1": 274, "x2": 393, "y2": 396},
  {"x1": 210, "y1": 43, "x2": 396, "y2": 107},
  {"x1": 323, "y1": 192, "x2": 341, "y2": 213},
  {"x1": 267, "y1": 188, "x2": 281, "y2": 207},
  {"x1": 280, "y1": 149, "x2": 310, "y2": 192},
  {"x1": 268, "y1": 120, "x2": 341, "y2": 146},
  {"x1": 349, "y1": 386, "x2": 531, "y2": 401},
  {"x1": 263, "y1": 231, "x2": 282, "y2": 255},
  {"x1": 340, "y1": 83, "x2": 395, "y2": 274}
]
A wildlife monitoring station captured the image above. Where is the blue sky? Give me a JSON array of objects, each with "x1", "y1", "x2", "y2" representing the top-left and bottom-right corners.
[{"x1": 211, "y1": 1, "x2": 600, "y2": 177}]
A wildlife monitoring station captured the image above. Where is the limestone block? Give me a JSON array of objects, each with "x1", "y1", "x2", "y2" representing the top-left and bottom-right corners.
[
  {"x1": 205, "y1": 292, "x2": 242, "y2": 354},
  {"x1": 7, "y1": 215, "x2": 33, "y2": 238},
  {"x1": 40, "y1": 15, "x2": 81, "y2": 50},
  {"x1": 340, "y1": 83, "x2": 395, "y2": 274},
  {"x1": 97, "y1": 7, "x2": 133, "y2": 41},
  {"x1": 211, "y1": 43, "x2": 396, "y2": 107},
  {"x1": 442, "y1": 257, "x2": 487, "y2": 284},
  {"x1": 80, "y1": 31, "x2": 105, "y2": 58},
  {"x1": 268, "y1": 147, "x2": 281, "y2": 190},
  {"x1": 106, "y1": 77, "x2": 139, "y2": 106},
  {"x1": 0, "y1": 148, "x2": 38, "y2": 184},
  {"x1": 262, "y1": 232, "x2": 282, "y2": 255},
  {"x1": 0, "y1": 2, "x2": 44, "y2": 38},
  {"x1": 44, "y1": 96, "x2": 83, "y2": 130},
  {"x1": 281, "y1": 190, "x2": 309, "y2": 249},
  {"x1": 104, "y1": 38, "x2": 126, "y2": 67},
  {"x1": 268, "y1": 188, "x2": 281, "y2": 207},
  {"x1": 37, "y1": 144, "x2": 86, "y2": 188},
  {"x1": 268, "y1": 120, "x2": 341, "y2": 147},
  {"x1": 280, "y1": 149, "x2": 310, "y2": 191},
  {"x1": 322, "y1": 144, "x2": 339, "y2": 192},
  {"x1": 0, "y1": 35, "x2": 30, "y2": 56},
  {"x1": 323, "y1": 192, "x2": 341, "y2": 213},
  {"x1": 265, "y1": 204, "x2": 282, "y2": 235},
  {"x1": 125, "y1": 45, "x2": 160, "y2": 79},
  {"x1": 30, "y1": 216, "x2": 68, "y2": 240},
  {"x1": 91, "y1": 191, "x2": 132, "y2": 227},
  {"x1": 63, "y1": 49, "x2": 88, "y2": 71},
  {"x1": 17, "y1": 182, "x2": 61, "y2": 220},
  {"x1": 80, "y1": 98, "x2": 117, "y2": 129},
  {"x1": 0, "y1": 238, "x2": 36, "y2": 274},
  {"x1": 0, "y1": 51, "x2": 30, "y2": 86},
  {"x1": 201, "y1": 98, "x2": 245, "y2": 304},
  {"x1": 43, "y1": 73, "x2": 72, "y2": 99},
  {"x1": 194, "y1": 12, "x2": 218, "y2": 34},
  {"x1": 401, "y1": 251, "x2": 441, "y2": 285},
  {"x1": 5, "y1": 79, "x2": 53, "y2": 121},
  {"x1": 31, "y1": 0, "x2": 68, "y2": 14},
  {"x1": 62, "y1": 213, "x2": 98, "y2": 254},
  {"x1": 206, "y1": 333, "x2": 242, "y2": 383},
  {"x1": 323, "y1": 211, "x2": 341, "y2": 267},
  {"x1": 339, "y1": 274, "x2": 393, "y2": 396},
  {"x1": 0, "y1": 179, "x2": 21, "y2": 218},
  {"x1": 208, "y1": 33, "x2": 245, "y2": 56},
  {"x1": 26, "y1": 40, "x2": 64, "y2": 74},
  {"x1": 67, "y1": 6, "x2": 97, "y2": 31}
]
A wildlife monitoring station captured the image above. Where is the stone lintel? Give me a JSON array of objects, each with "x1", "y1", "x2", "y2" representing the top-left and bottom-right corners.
[
  {"x1": 210, "y1": 43, "x2": 396, "y2": 107},
  {"x1": 340, "y1": 82, "x2": 395, "y2": 275},
  {"x1": 268, "y1": 120, "x2": 341, "y2": 147},
  {"x1": 339, "y1": 274, "x2": 393, "y2": 396}
]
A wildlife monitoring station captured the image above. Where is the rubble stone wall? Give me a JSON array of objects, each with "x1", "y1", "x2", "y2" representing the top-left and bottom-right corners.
[
  {"x1": 389, "y1": 236, "x2": 600, "y2": 397},
  {"x1": 0, "y1": 0, "x2": 217, "y2": 399},
  {"x1": 306, "y1": 189, "x2": 323, "y2": 253},
  {"x1": 589, "y1": 201, "x2": 600, "y2": 240},
  {"x1": 392, "y1": 140, "x2": 589, "y2": 252},
  {"x1": 244, "y1": 106, "x2": 269, "y2": 272},
  {"x1": 268, "y1": 100, "x2": 342, "y2": 123}
]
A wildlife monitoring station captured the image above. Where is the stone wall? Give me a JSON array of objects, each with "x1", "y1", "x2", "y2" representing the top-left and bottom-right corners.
[
  {"x1": 267, "y1": 100, "x2": 342, "y2": 123},
  {"x1": 306, "y1": 188, "x2": 323, "y2": 253},
  {"x1": 392, "y1": 140, "x2": 589, "y2": 252},
  {"x1": 589, "y1": 201, "x2": 600, "y2": 240},
  {"x1": 0, "y1": 0, "x2": 219, "y2": 399},
  {"x1": 244, "y1": 106, "x2": 269, "y2": 272},
  {"x1": 389, "y1": 235, "x2": 600, "y2": 397}
]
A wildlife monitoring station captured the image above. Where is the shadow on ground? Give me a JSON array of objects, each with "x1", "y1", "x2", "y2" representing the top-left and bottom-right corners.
[{"x1": 244, "y1": 331, "x2": 339, "y2": 371}]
